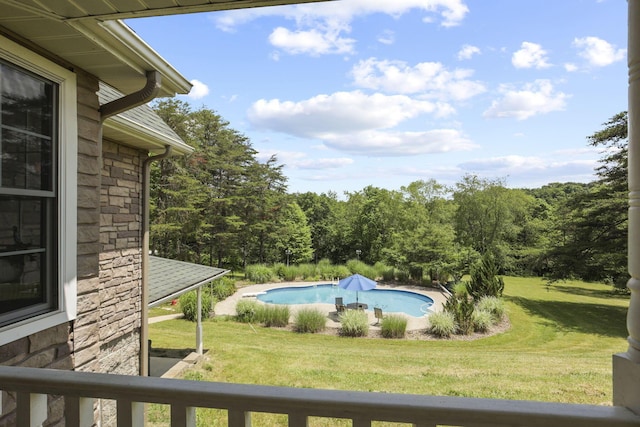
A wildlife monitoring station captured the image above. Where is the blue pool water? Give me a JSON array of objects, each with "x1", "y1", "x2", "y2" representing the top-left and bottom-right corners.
[{"x1": 256, "y1": 284, "x2": 433, "y2": 317}]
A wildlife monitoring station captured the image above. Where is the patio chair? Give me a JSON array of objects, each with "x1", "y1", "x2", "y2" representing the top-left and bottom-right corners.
[
  {"x1": 374, "y1": 307, "x2": 384, "y2": 325},
  {"x1": 335, "y1": 297, "x2": 346, "y2": 314}
]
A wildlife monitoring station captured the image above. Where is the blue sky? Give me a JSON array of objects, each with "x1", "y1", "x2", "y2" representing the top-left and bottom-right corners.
[{"x1": 127, "y1": 0, "x2": 627, "y2": 196}]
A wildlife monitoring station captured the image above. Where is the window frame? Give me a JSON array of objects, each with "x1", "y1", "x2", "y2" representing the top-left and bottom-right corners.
[{"x1": 0, "y1": 35, "x2": 77, "y2": 346}]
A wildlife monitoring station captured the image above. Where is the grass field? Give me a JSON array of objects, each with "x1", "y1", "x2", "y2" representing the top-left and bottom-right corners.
[{"x1": 148, "y1": 277, "x2": 630, "y2": 425}]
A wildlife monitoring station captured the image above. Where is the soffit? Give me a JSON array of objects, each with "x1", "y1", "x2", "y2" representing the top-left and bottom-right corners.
[{"x1": 0, "y1": 0, "x2": 332, "y2": 96}]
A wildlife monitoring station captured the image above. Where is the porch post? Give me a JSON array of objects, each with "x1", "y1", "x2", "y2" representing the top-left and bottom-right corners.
[
  {"x1": 196, "y1": 287, "x2": 203, "y2": 354},
  {"x1": 613, "y1": 0, "x2": 640, "y2": 414}
]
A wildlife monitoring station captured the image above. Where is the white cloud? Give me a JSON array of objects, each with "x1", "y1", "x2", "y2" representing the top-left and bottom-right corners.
[
  {"x1": 248, "y1": 90, "x2": 451, "y2": 138},
  {"x1": 351, "y1": 58, "x2": 486, "y2": 101},
  {"x1": 512, "y1": 42, "x2": 551, "y2": 69},
  {"x1": 458, "y1": 155, "x2": 597, "y2": 185},
  {"x1": 294, "y1": 157, "x2": 355, "y2": 169},
  {"x1": 214, "y1": 1, "x2": 469, "y2": 30},
  {"x1": 457, "y1": 44, "x2": 480, "y2": 60},
  {"x1": 377, "y1": 29, "x2": 395, "y2": 45},
  {"x1": 257, "y1": 149, "x2": 353, "y2": 169},
  {"x1": 212, "y1": 1, "x2": 469, "y2": 56},
  {"x1": 187, "y1": 79, "x2": 209, "y2": 99},
  {"x1": 483, "y1": 80, "x2": 568, "y2": 120},
  {"x1": 321, "y1": 129, "x2": 477, "y2": 156},
  {"x1": 268, "y1": 26, "x2": 355, "y2": 55},
  {"x1": 564, "y1": 63, "x2": 578, "y2": 72},
  {"x1": 573, "y1": 36, "x2": 626, "y2": 67},
  {"x1": 256, "y1": 149, "x2": 306, "y2": 165}
]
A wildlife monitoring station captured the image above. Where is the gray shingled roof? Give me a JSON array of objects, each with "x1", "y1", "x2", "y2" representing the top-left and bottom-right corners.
[
  {"x1": 98, "y1": 82, "x2": 184, "y2": 141},
  {"x1": 149, "y1": 256, "x2": 229, "y2": 307},
  {"x1": 98, "y1": 82, "x2": 193, "y2": 155}
]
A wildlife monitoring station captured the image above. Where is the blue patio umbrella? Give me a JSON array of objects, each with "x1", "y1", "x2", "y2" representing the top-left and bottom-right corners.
[{"x1": 338, "y1": 273, "x2": 377, "y2": 304}]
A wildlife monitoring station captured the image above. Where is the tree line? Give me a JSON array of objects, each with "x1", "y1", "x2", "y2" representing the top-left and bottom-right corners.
[{"x1": 150, "y1": 100, "x2": 628, "y2": 288}]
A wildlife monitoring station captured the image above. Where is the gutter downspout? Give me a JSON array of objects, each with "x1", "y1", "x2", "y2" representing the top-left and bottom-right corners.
[
  {"x1": 141, "y1": 146, "x2": 172, "y2": 376},
  {"x1": 100, "y1": 70, "x2": 161, "y2": 119},
  {"x1": 99, "y1": 70, "x2": 164, "y2": 377}
]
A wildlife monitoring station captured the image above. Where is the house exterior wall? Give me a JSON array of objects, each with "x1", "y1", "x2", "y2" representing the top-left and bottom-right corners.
[
  {"x1": 96, "y1": 138, "x2": 143, "y2": 378},
  {"x1": 0, "y1": 43, "x2": 145, "y2": 426}
]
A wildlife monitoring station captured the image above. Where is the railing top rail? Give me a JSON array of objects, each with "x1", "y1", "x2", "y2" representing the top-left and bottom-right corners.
[{"x1": 1, "y1": 366, "x2": 638, "y2": 426}]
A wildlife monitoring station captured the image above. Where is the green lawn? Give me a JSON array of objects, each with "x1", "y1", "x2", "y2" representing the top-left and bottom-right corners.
[{"x1": 148, "y1": 277, "x2": 629, "y2": 425}]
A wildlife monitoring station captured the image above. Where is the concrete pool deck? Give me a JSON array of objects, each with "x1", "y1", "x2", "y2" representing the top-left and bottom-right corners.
[{"x1": 214, "y1": 281, "x2": 449, "y2": 332}]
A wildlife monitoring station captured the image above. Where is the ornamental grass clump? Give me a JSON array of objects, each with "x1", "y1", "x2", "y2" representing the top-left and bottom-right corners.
[
  {"x1": 380, "y1": 314, "x2": 408, "y2": 339},
  {"x1": 245, "y1": 264, "x2": 275, "y2": 283},
  {"x1": 235, "y1": 299, "x2": 259, "y2": 323},
  {"x1": 316, "y1": 259, "x2": 335, "y2": 280},
  {"x1": 444, "y1": 294, "x2": 475, "y2": 335},
  {"x1": 339, "y1": 309, "x2": 369, "y2": 337},
  {"x1": 293, "y1": 308, "x2": 326, "y2": 333},
  {"x1": 280, "y1": 266, "x2": 297, "y2": 281},
  {"x1": 472, "y1": 309, "x2": 493, "y2": 333},
  {"x1": 297, "y1": 263, "x2": 318, "y2": 280},
  {"x1": 476, "y1": 296, "x2": 506, "y2": 322},
  {"x1": 259, "y1": 305, "x2": 290, "y2": 327},
  {"x1": 428, "y1": 311, "x2": 456, "y2": 338},
  {"x1": 179, "y1": 291, "x2": 212, "y2": 322},
  {"x1": 210, "y1": 277, "x2": 236, "y2": 301}
]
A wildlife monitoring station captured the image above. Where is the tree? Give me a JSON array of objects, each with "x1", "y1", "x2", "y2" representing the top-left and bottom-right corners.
[
  {"x1": 385, "y1": 180, "x2": 457, "y2": 281},
  {"x1": 150, "y1": 101, "x2": 289, "y2": 268},
  {"x1": 295, "y1": 191, "x2": 339, "y2": 262},
  {"x1": 272, "y1": 202, "x2": 314, "y2": 264},
  {"x1": 346, "y1": 186, "x2": 404, "y2": 264},
  {"x1": 546, "y1": 112, "x2": 628, "y2": 286},
  {"x1": 466, "y1": 252, "x2": 505, "y2": 300}
]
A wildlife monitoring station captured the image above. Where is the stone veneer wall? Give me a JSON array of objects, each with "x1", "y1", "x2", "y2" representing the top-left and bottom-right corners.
[
  {"x1": 94, "y1": 139, "x2": 144, "y2": 425},
  {"x1": 96, "y1": 138, "x2": 143, "y2": 378}
]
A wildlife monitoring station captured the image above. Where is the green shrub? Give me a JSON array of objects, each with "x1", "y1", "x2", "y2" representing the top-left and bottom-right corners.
[
  {"x1": 395, "y1": 270, "x2": 410, "y2": 282},
  {"x1": 466, "y1": 252, "x2": 505, "y2": 300},
  {"x1": 316, "y1": 259, "x2": 335, "y2": 280},
  {"x1": 272, "y1": 262, "x2": 287, "y2": 278},
  {"x1": 210, "y1": 277, "x2": 236, "y2": 300},
  {"x1": 472, "y1": 309, "x2": 493, "y2": 333},
  {"x1": 333, "y1": 265, "x2": 352, "y2": 280},
  {"x1": 346, "y1": 260, "x2": 377, "y2": 279},
  {"x1": 381, "y1": 267, "x2": 396, "y2": 282},
  {"x1": 235, "y1": 299, "x2": 259, "y2": 323},
  {"x1": 179, "y1": 291, "x2": 211, "y2": 322},
  {"x1": 476, "y1": 296, "x2": 505, "y2": 321},
  {"x1": 428, "y1": 311, "x2": 456, "y2": 338},
  {"x1": 373, "y1": 261, "x2": 392, "y2": 278},
  {"x1": 298, "y1": 263, "x2": 318, "y2": 280},
  {"x1": 339, "y1": 309, "x2": 369, "y2": 337},
  {"x1": 259, "y1": 305, "x2": 290, "y2": 327},
  {"x1": 293, "y1": 308, "x2": 326, "y2": 333},
  {"x1": 452, "y1": 282, "x2": 468, "y2": 297},
  {"x1": 380, "y1": 314, "x2": 407, "y2": 338},
  {"x1": 281, "y1": 266, "x2": 298, "y2": 281},
  {"x1": 346, "y1": 259, "x2": 367, "y2": 274},
  {"x1": 444, "y1": 294, "x2": 474, "y2": 335},
  {"x1": 245, "y1": 264, "x2": 275, "y2": 283}
]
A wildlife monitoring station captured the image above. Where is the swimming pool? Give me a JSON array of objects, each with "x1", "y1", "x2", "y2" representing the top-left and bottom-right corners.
[{"x1": 256, "y1": 284, "x2": 434, "y2": 317}]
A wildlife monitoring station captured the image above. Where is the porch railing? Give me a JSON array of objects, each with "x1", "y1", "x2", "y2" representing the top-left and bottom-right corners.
[{"x1": 1, "y1": 365, "x2": 639, "y2": 427}]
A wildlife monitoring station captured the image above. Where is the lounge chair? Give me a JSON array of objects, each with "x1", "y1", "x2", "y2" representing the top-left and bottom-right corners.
[
  {"x1": 335, "y1": 297, "x2": 346, "y2": 314},
  {"x1": 374, "y1": 307, "x2": 383, "y2": 325}
]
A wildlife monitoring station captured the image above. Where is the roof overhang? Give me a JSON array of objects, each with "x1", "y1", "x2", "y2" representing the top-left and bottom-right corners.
[
  {"x1": 0, "y1": 0, "x2": 334, "y2": 97},
  {"x1": 149, "y1": 256, "x2": 230, "y2": 308}
]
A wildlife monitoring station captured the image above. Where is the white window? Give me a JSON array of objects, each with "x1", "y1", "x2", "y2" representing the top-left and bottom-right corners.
[{"x1": 0, "y1": 35, "x2": 77, "y2": 345}]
